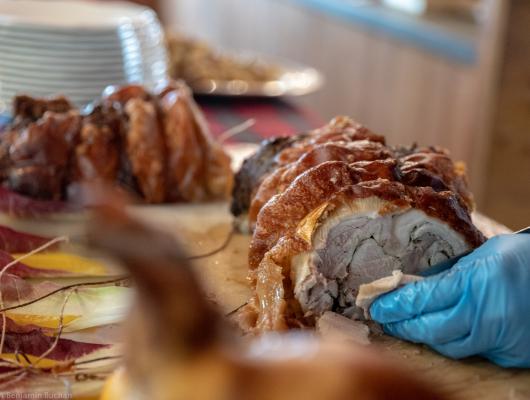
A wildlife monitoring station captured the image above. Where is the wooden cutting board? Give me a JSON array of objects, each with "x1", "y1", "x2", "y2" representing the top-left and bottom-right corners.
[{"x1": 129, "y1": 202, "x2": 530, "y2": 400}]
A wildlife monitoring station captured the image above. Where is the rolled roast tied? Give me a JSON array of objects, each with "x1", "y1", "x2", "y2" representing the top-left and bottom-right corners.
[{"x1": 238, "y1": 117, "x2": 485, "y2": 332}]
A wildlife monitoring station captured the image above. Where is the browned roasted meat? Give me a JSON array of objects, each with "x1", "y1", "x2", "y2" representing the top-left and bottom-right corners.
[
  {"x1": 235, "y1": 118, "x2": 485, "y2": 332},
  {"x1": 231, "y1": 136, "x2": 300, "y2": 222},
  {"x1": 160, "y1": 84, "x2": 210, "y2": 201},
  {"x1": 11, "y1": 95, "x2": 73, "y2": 127},
  {"x1": 159, "y1": 81, "x2": 232, "y2": 201},
  {"x1": 88, "y1": 206, "x2": 448, "y2": 400},
  {"x1": 71, "y1": 104, "x2": 122, "y2": 184},
  {"x1": 248, "y1": 140, "x2": 393, "y2": 228},
  {"x1": 4, "y1": 111, "x2": 81, "y2": 200},
  {"x1": 182, "y1": 85, "x2": 233, "y2": 200},
  {"x1": 231, "y1": 117, "x2": 385, "y2": 231},
  {"x1": 123, "y1": 98, "x2": 167, "y2": 203},
  {"x1": 0, "y1": 81, "x2": 232, "y2": 204},
  {"x1": 0, "y1": 95, "x2": 75, "y2": 181}
]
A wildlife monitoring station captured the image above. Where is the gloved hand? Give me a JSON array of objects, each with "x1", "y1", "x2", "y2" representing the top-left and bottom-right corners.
[{"x1": 370, "y1": 234, "x2": 530, "y2": 368}]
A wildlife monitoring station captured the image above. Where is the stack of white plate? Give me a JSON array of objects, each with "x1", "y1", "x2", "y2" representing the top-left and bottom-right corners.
[{"x1": 0, "y1": 0, "x2": 168, "y2": 112}]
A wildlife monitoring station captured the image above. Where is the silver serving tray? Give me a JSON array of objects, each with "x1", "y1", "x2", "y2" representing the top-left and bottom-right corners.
[{"x1": 189, "y1": 54, "x2": 324, "y2": 98}]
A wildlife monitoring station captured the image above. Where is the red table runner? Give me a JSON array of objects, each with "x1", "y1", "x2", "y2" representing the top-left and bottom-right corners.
[{"x1": 198, "y1": 97, "x2": 322, "y2": 142}]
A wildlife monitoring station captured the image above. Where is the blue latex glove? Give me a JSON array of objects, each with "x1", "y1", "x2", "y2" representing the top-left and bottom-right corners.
[{"x1": 370, "y1": 234, "x2": 530, "y2": 368}]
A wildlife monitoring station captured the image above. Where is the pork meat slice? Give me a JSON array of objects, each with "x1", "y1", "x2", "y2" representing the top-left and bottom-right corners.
[
  {"x1": 71, "y1": 103, "x2": 122, "y2": 184},
  {"x1": 242, "y1": 159, "x2": 484, "y2": 332},
  {"x1": 3, "y1": 111, "x2": 81, "y2": 200},
  {"x1": 159, "y1": 81, "x2": 232, "y2": 201},
  {"x1": 292, "y1": 200, "x2": 470, "y2": 320},
  {"x1": 124, "y1": 98, "x2": 167, "y2": 203}
]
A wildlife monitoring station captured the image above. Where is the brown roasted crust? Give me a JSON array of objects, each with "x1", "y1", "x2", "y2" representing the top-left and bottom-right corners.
[
  {"x1": 230, "y1": 136, "x2": 300, "y2": 217},
  {"x1": 245, "y1": 174, "x2": 485, "y2": 331},
  {"x1": 172, "y1": 81, "x2": 233, "y2": 200},
  {"x1": 243, "y1": 124, "x2": 477, "y2": 234},
  {"x1": 398, "y1": 147, "x2": 474, "y2": 212},
  {"x1": 249, "y1": 157, "x2": 484, "y2": 270},
  {"x1": 72, "y1": 123, "x2": 120, "y2": 182},
  {"x1": 71, "y1": 104, "x2": 123, "y2": 184},
  {"x1": 248, "y1": 141, "x2": 393, "y2": 227},
  {"x1": 124, "y1": 98, "x2": 167, "y2": 203},
  {"x1": 274, "y1": 118, "x2": 385, "y2": 167},
  {"x1": 160, "y1": 82, "x2": 233, "y2": 201},
  {"x1": 0, "y1": 96, "x2": 76, "y2": 187},
  {"x1": 411, "y1": 186, "x2": 483, "y2": 247},
  {"x1": 12, "y1": 95, "x2": 73, "y2": 127},
  {"x1": 230, "y1": 116, "x2": 384, "y2": 220},
  {"x1": 4, "y1": 111, "x2": 81, "y2": 200},
  {"x1": 160, "y1": 87, "x2": 205, "y2": 201},
  {"x1": 247, "y1": 180, "x2": 412, "y2": 331}
]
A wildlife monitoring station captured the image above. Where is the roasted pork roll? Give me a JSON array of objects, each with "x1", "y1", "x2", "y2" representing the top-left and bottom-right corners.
[
  {"x1": 236, "y1": 117, "x2": 485, "y2": 332},
  {"x1": 0, "y1": 81, "x2": 233, "y2": 204}
]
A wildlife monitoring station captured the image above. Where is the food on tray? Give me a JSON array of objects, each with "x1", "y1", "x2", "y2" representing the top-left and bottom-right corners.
[
  {"x1": 89, "y1": 207, "x2": 446, "y2": 400},
  {"x1": 232, "y1": 116, "x2": 485, "y2": 331},
  {"x1": 166, "y1": 33, "x2": 281, "y2": 87},
  {"x1": 0, "y1": 81, "x2": 232, "y2": 205}
]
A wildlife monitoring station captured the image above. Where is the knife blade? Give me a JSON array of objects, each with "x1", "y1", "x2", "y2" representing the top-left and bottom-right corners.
[{"x1": 419, "y1": 226, "x2": 530, "y2": 277}]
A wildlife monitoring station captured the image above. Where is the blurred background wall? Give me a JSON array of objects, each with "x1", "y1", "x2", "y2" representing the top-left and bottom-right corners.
[
  {"x1": 142, "y1": 0, "x2": 528, "y2": 229},
  {"x1": 482, "y1": 0, "x2": 530, "y2": 230}
]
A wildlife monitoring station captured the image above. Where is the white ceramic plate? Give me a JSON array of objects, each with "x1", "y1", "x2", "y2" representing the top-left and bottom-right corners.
[
  {"x1": 0, "y1": 43, "x2": 130, "y2": 57},
  {"x1": 0, "y1": 70, "x2": 129, "y2": 82},
  {"x1": 0, "y1": 0, "x2": 152, "y2": 29},
  {"x1": 0, "y1": 0, "x2": 167, "y2": 107}
]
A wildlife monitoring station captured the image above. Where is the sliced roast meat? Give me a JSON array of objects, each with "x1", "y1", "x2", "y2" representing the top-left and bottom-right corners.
[
  {"x1": 160, "y1": 81, "x2": 233, "y2": 202},
  {"x1": 236, "y1": 116, "x2": 485, "y2": 332},
  {"x1": 245, "y1": 175, "x2": 484, "y2": 331},
  {"x1": 71, "y1": 103, "x2": 123, "y2": 184},
  {"x1": 160, "y1": 86, "x2": 206, "y2": 201},
  {"x1": 248, "y1": 161, "x2": 405, "y2": 270},
  {"x1": 0, "y1": 82, "x2": 232, "y2": 205},
  {"x1": 179, "y1": 83, "x2": 233, "y2": 201},
  {"x1": 5, "y1": 111, "x2": 81, "y2": 200},
  {"x1": 292, "y1": 200, "x2": 471, "y2": 320},
  {"x1": 124, "y1": 98, "x2": 167, "y2": 203}
]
